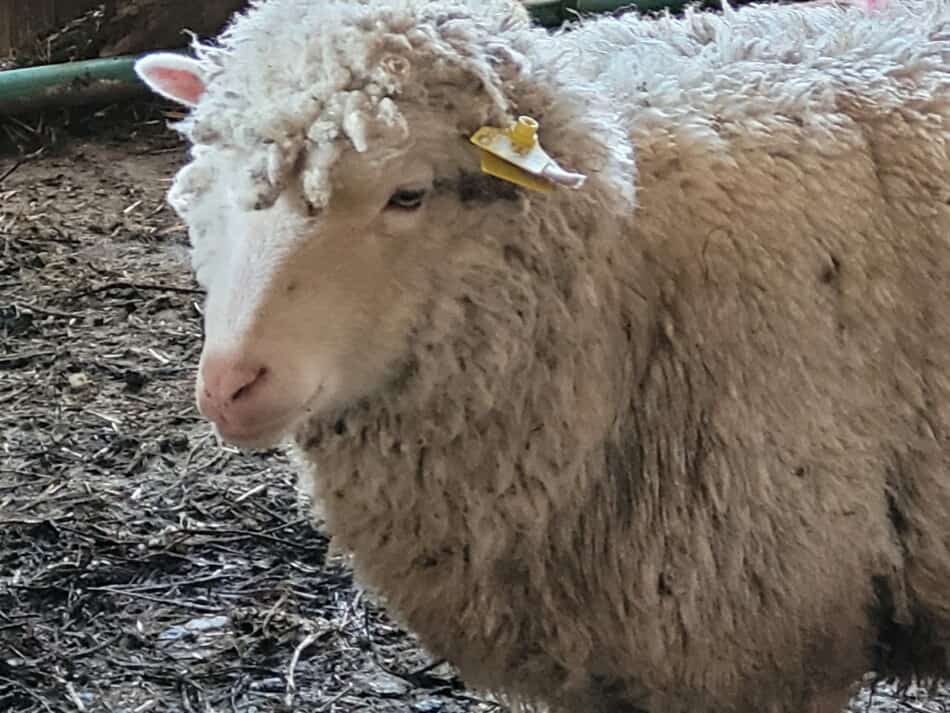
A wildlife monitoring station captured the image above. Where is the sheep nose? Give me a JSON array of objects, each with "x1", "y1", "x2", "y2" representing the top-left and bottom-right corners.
[{"x1": 197, "y1": 354, "x2": 268, "y2": 425}]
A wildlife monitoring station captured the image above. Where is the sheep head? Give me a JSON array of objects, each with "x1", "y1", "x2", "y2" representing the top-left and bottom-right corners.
[{"x1": 135, "y1": 0, "x2": 635, "y2": 450}]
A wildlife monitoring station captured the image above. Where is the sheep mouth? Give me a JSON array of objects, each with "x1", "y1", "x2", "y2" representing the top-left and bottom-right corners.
[
  {"x1": 215, "y1": 384, "x2": 327, "y2": 452},
  {"x1": 214, "y1": 418, "x2": 294, "y2": 451}
]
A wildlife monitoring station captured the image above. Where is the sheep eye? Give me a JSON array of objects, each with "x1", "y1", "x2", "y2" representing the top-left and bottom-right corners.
[{"x1": 387, "y1": 188, "x2": 427, "y2": 211}]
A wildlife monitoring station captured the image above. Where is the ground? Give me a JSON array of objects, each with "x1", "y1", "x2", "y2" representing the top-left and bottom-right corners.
[
  {"x1": 0, "y1": 106, "x2": 500, "y2": 713},
  {"x1": 0, "y1": 104, "x2": 947, "y2": 713}
]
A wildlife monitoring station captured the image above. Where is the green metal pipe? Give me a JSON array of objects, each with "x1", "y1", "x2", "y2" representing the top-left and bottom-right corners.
[
  {"x1": 0, "y1": 55, "x2": 146, "y2": 116},
  {"x1": 0, "y1": 0, "x2": 679, "y2": 117}
]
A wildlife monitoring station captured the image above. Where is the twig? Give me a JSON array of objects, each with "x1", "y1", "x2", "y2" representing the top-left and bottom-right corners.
[
  {"x1": 17, "y1": 303, "x2": 80, "y2": 319},
  {"x1": 450, "y1": 692, "x2": 506, "y2": 709},
  {"x1": 75, "y1": 281, "x2": 204, "y2": 297},
  {"x1": 65, "y1": 681, "x2": 87, "y2": 712},
  {"x1": 0, "y1": 159, "x2": 24, "y2": 185},
  {"x1": 0, "y1": 677, "x2": 54, "y2": 713},
  {"x1": 900, "y1": 701, "x2": 939, "y2": 713},
  {"x1": 54, "y1": 634, "x2": 123, "y2": 663},
  {"x1": 180, "y1": 679, "x2": 198, "y2": 713},
  {"x1": 0, "y1": 621, "x2": 30, "y2": 632},
  {"x1": 0, "y1": 349, "x2": 58, "y2": 364},
  {"x1": 314, "y1": 683, "x2": 353, "y2": 712},
  {"x1": 86, "y1": 586, "x2": 223, "y2": 613},
  {"x1": 180, "y1": 526, "x2": 318, "y2": 550},
  {"x1": 285, "y1": 631, "x2": 320, "y2": 709},
  {"x1": 103, "y1": 573, "x2": 232, "y2": 594},
  {"x1": 235, "y1": 482, "x2": 268, "y2": 503}
]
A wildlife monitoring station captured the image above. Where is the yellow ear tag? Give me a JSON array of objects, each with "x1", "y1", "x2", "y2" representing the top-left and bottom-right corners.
[{"x1": 470, "y1": 116, "x2": 587, "y2": 193}]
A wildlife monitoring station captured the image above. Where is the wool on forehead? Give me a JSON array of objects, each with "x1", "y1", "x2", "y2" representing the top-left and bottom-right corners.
[{"x1": 170, "y1": 0, "x2": 534, "y2": 212}]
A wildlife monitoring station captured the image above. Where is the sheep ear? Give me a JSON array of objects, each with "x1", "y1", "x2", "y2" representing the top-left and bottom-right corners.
[{"x1": 135, "y1": 53, "x2": 207, "y2": 107}]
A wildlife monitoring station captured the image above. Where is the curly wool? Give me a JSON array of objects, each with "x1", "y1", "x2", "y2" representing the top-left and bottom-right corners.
[{"x1": 170, "y1": 0, "x2": 540, "y2": 211}]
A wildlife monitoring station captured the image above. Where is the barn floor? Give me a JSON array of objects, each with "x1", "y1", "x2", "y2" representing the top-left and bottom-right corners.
[
  {"x1": 0, "y1": 105, "x2": 947, "y2": 713},
  {"x1": 0, "y1": 107, "x2": 497, "y2": 713}
]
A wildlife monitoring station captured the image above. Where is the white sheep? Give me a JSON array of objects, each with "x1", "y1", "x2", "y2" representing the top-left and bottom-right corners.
[{"x1": 135, "y1": 0, "x2": 950, "y2": 711}]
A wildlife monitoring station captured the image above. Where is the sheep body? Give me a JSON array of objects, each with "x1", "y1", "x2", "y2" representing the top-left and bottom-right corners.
[{"x1": 145, "y1": 0, "x2": 950, "y2": 711}]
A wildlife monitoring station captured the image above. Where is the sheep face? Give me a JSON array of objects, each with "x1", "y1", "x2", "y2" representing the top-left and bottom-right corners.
[
  {"x1": 137, "y1": 57, "x2": 532, "y2": 449},
  {"x1": 184, "y1": 151, "x2": 450, "y2": 449},
  {"x1": 215, "y1": 155, "x2": 526, "y2": 448},
  {"x1": 134, "y1": 0, "x2": 633, "y2": 453}
]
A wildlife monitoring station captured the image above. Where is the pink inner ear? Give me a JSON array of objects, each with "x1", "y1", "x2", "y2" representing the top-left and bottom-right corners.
[{"x1": 149, "y1": 67, "x2": 206, "y2": 105}]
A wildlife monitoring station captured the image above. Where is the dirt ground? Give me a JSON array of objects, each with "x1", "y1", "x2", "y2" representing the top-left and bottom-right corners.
[
  {"x1": 0, "y1": 104, "x2": 948, "y2": 713},
  {"x1": 0, "y1": 105, "x2": 500, "y2": 713}
]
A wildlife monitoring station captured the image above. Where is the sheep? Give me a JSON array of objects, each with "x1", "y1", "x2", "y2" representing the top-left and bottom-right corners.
[{"x1": 133, "y1": 0, "x2": 950, "y2": 711}]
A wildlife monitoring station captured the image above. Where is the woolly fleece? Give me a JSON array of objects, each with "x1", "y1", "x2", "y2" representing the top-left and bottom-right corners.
[{"x1": 158, "y1": 0, "x2": 950, "y2": 711}]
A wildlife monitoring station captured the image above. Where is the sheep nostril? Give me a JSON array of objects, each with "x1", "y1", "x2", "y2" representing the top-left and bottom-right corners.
[{"x1": 231, "y1": 367, "x2": 267, "y2": 402}]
